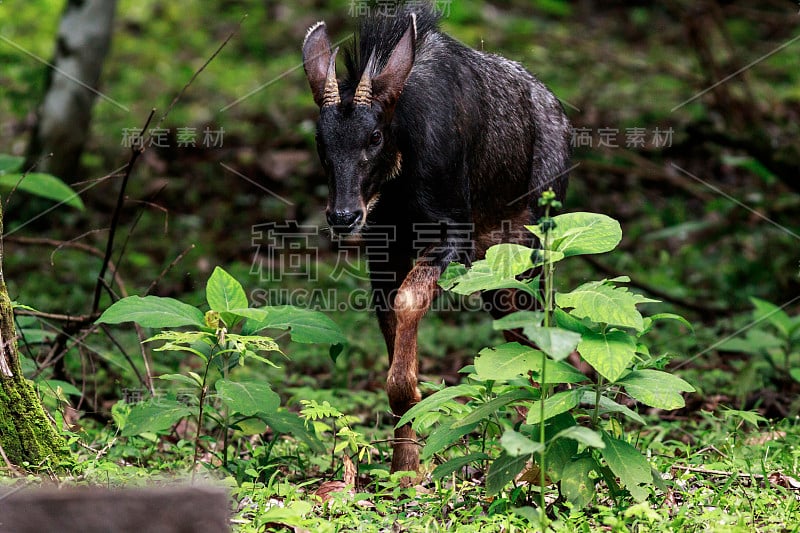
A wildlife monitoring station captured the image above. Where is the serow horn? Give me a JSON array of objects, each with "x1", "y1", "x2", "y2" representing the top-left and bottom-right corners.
[
  {"x1": 323, "y1": 47, "x2": 341, "y2": 107},
  {"x1": 353, "y1": 51, "x2": 376, "y2": 106}
]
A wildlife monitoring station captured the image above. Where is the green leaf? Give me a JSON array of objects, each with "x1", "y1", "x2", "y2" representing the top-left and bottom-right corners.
[
  {"x1": 522, "y1": 326, "x2": 581, "y2": 361},
  {"x1": 432, "y1": 452, "x2": 490, "y2": 480},
  {"x1": 528, "y1": 212, "x2": 621, "y2": 257},
  {"x1": 453, "y1": 388, "x2": 537, "y2": 428},
  {"x1": 442, "y1": 260, "x2": 536, "y2": 296},
  {"x1": 619, "y1": 370, "x2": 695, "y2": 410},
  {"x1": 501, "y1": 429, "x2": 544, "y2": 457},
  {"x1": 438, "y1": 262, "x2": 469, "y2": 290},
  {"x1": 207, "y1": 267, "x2": 248, "y2": 313},
  {"x1": 580, "y1": 391, "x2": 645, "y2": 425},
  {"x1": 474, "y1": 343, "x2": 587, "y2": 384},
  {"x1": 552, "y1": 426, "x2": 605, "y2": 449},
  {"x1": 554, "y1": 307, "x2": 595, "y2": 335},
  {"x1": 122, "y1": 400, "x2": 195, "y2": 436},
  {"x1": 561, "y1": 456, "x2": 597, "y2": 510},
  {"x1": 578, "y1": 329, "x2": 637, "y2": 383},
  {"x1": 260, "y1": 409, "x2": 324, "y2": 453},
  {"x1": 485, "y1": 244, "x2": 535, "y2": 277},
  {"x1": 396, "y1": 384, "x2": 480, "y2": 428},
  {"x1": 0, "y1": 172, "x2": 85, "y2": 210},
  {"x1": 600, "y1": 434, "x2": 652, "y2": 502},
  {"x1": 474, "y1": 343, "x2": 542, "y2": 381},
  {"x1": 526, "y1": 389, "x2": 583, "y2": 424},
  {"x1": 245, "y1": 305, "x2": 345, "y2": 345},
  {"x1": 641, "y1": 313, "x2": 694, "y2": 336},
  {"x1": 492, "y1": 311, "x2": 544, "y2": 331},
  {"x1": 750, "y1": 297, "x2": 792, "y2": 338},
  {"x1": 157, "y1": 373, "x2": 203, "y2": 388},
  {"x1": 96, "y1": 296, "x2": 205, "y2": 328},
  {"x1": 487, "y1": 452, "x2": 528, "y2": 496},
  {"x1": 790, "y1": 368, "x2": 800, "y2": 383},
  {"x1": 215, "y1": 379, "x2": 280, "y2": 416},
  {"x1": 557, "y1": 280, "x2": 658, "y2": 332},
  {"x1": 0, "y1": 154, "x2": 24, "y2": 173},
  {"x1": 422, "y1": 420, "x2": 479, "y2": 459}
]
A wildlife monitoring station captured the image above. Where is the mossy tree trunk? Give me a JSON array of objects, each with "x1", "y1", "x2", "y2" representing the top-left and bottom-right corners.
[{"x1": 0, "y1": 204, "x2": 69, "y2": 469}]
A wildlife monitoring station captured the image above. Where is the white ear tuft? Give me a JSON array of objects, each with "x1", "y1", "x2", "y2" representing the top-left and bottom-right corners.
[
  {"x1": 410, "y1": 13, "x2": 418, "y2": 40},
  {"x1": 303, "y1": 21, "x2": 326, "y2": 47}
]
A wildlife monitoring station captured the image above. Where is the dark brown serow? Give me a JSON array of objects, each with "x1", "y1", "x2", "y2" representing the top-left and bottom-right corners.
[{"x1": 301, "y1": 2, "x2": 571, "y2": 474}]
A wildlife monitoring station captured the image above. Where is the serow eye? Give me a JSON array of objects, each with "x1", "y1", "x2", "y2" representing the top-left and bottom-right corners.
[{"x1": 370, "y1": 130, "x2": 382, "y2": 147}]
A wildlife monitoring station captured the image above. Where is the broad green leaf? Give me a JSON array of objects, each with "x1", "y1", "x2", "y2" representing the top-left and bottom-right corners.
[
  {"x1": 97, "y1": 296, "x2": 205, "y2": 328},
  {"x1": 600, "y1": 434, "x2": 651, "y2": 502},
  {"x1": 432, "y1": 452, "x2": 490, "y2": 480},
  {"x1": 422, "y1": 420, "x2": 479, "y2": 459},
  {"x1": 528, "y1": 213, "x2": 621, "y2": 256},
  {"x1": 557, "y1": 280, "x2": 658, "y2": 332},
  {"x1": 157, "y1": 373, "x2": 202, "y2": 388},
  {"x1": 442, "y1": 260, "x2": 536, "y2": 296},
  {"x1": 578, "y1": 330, "x2": 637, "y2": 383},
  {"x1": 245, "y1": 305, "x2": 345, "y2": 345},
  {"x1": 522, "y1": 326, "x2": 581, "y2": 361},
  {"x1": 791, "y1": 368, "x2": 800, "y2": 383},
  {"x1": 580, "y1": 391, "x2": 646, "y2": 425},
  {"x1": 526, "y1": 389, "x2": 583, "y2": 424},
  {"x1": 207, "y1": 267, "x2": 248, "y2": 312},
  {"x1": 38, "y1": 379, "x2": 82, "y2": 398},
  {"x1": 474, "y1": 343, "x2": 542, "y2": 381},
  {"x1": 561, "y1": 456, "x2": 597, "y2": 510},
  {"x1": 215, "y1": 379, "x2": 280, "y2": 416},
  {"x1": 260, "y1": 409, "x2": 324, "y2": 453},
  {"x1": 501, "y1": 429, "x2": 544, "y2": 457},
  {"x1": 492, "y1": 311, "x2": 544, "y2": 331},
  {"x1": 552, "y1": 426, "x2": 605, "y2": 449},
  {"x1": 227, "y1": 307, "x2": 269, "y2": 322},
  {"x1": 397, "y1": 384, "x2": 480, "y2": 428},
  {"x1": 487, "y1": 452, "x2": 528, "y2": 496},
  {"x1": 0, "y1": 172, "x2": 85, "y2": 210},
  {"x1": 641, "y1": 313, "x2": 693, "y2": 336},
  {"x1": 453, "y1": 388, "x2": 537, "y2": 428},
  {"x1": 530, "y1": 412, "x2": 578, "y2": 482},
  {"x1": 256, "y1": 501, "x2": 312, "y2": 529},
  {"x1": 619, "y1": 370, "x2": 695, "y2": 410},
  {"x1": 750, "y1": 297, "x2": 792, "y2": 338},
  {"x1": 554, "y1": 307, "x2": 595, "y2": 335},
  {"x1": 438, "y1": 262, "x2": 469, "y2": 290},
  {"x1": 718, "y1": 328, "x2": 783, "y2": 354},
  {"x1": 485, "y1": 243, "x2": 535, "y2": 277},
  {"x1": 0, "y1": 154, "x2": 24, "y2": 173},
  {"x1": 121, "y1": 399, "x2": 195, "y2": 436}
]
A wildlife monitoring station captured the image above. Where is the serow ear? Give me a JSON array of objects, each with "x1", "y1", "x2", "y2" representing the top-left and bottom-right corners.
[
  {"x1": 302, "y1": 22, "x2": 337, "y2": 108},
  {"x1": 373, "y1": 14, "x2": 417, "y2": 110}
]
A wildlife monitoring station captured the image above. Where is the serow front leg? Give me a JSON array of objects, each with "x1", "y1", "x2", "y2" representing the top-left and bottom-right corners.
[
  {"x1": 387, "y1": 263, "x2": 440, "y2": 474},
  {"x1": 387, "y1": 233, "x2": 471, "y2": 474}
]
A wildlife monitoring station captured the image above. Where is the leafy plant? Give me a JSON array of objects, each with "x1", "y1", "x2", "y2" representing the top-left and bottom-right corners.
[
  {"x1": 0, "y1": 154, "x2": 85, "y2": 210},
  {"x1": 717, "y1": 297, "x2": 800, "y2": 398},
  {"x1": 97, "y1": 266, "x2": 344, "y2": 475},
  {"x1": 402, "y1": 192, "x2": 695, "y2": 525},
  {"x1": 300, "y1": 399, "x2": 375, "y2": 474}
]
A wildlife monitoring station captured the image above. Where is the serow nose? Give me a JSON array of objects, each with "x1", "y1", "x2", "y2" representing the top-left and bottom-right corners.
[{"x1": 327, "y1": 209, "x2": 364, "y2": 233}]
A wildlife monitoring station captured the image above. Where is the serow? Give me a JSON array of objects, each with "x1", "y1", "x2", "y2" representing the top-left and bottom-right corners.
[{"x1": 302, "y1": 2, "x2": 572, "y2": 474}]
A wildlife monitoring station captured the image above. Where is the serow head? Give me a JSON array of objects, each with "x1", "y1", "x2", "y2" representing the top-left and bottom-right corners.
[{"x1": 302, "y1": 15, "x2": 416, "y2": 235}]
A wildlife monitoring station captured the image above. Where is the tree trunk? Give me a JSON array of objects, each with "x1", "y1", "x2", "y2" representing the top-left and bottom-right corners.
[
  {"x1": 25, "y1": 0, "x2": 118, "y2": 182},
  {"x1": 0, "y1": 203, "x2": 69, "y2": 469}
]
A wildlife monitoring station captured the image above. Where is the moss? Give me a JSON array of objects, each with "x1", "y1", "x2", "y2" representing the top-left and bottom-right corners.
[{"x1": 0, "y1": 204, "x2": 70, "y2": 470}]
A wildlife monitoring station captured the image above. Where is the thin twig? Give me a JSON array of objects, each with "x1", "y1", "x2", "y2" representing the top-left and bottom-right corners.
[
  {"x1": 99, "y1": 324, "x2": 147, "y2": 388},
  {"x1": 4, "y1": 152, "x2": 53, "y2": 210},
  {"x1": 91, "y1": 109, "x2": 156, "y2": 315},
  {"x1": 145, "y1": 244, "x2": 196, "y2": 296}
]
